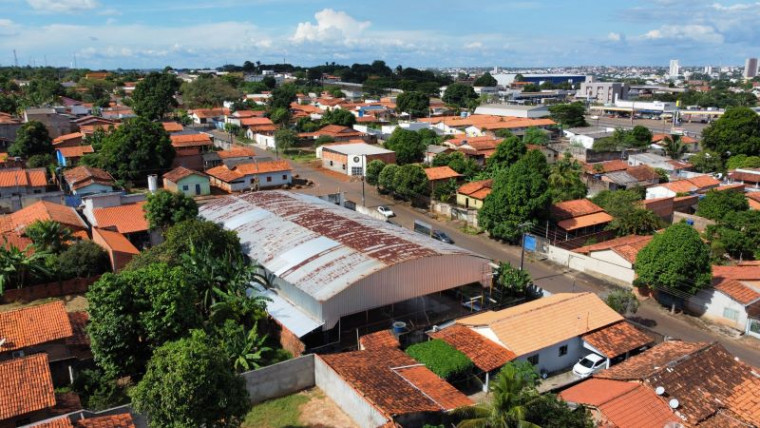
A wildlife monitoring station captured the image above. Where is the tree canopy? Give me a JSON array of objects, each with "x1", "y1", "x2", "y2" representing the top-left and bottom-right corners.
[
  {"x1": 396, "y1": 91, "x2": 430, "y2": 118},
  {"x1": 384, "y1": 128, "x2": 426, "y2": 164},
  {"x1": 9, "y1": 121, "x2": 53, "y2": 158},
  {"x1": 442, "y1": 83, "x2": 478, "y2": 108},
  {"x1": 548, "y1": 153, "x2": 587, "y2": 203},
  {"x1": 473, "y1": 72, "x2": 498, "y2": 87},
  {"x1": 132, "y1": 72, "x2": 180, "y2": 121},
  {"x1": 365, "y1": 159, "x2": 385, "y2": 186},
  {"x1": 635, "y1": 222, "x2": 712, "y2": 295},
  {"x1": 706, "y1": 210, "x2": 760, "y2": 261},
  {"x1": 591, "y1": 189, "x2": 662, "y2": 236},
  {"x1": 180, "y1": 76, "x2": 241, "y2": 109},
  {"x1": 701, "y1": 106, "x2": 760, "y2": 156},
  {"x1": 548, "y1": 102, "x2": 588, "y2": 128},
  {"x1": 696, "y1": 190, "x2": 749, "y2": 221},
  {"x1": 486, "y1": 135, "x2": 527, "y2": 174},
  {"x1": 144, "y1": 189, "x2": 199, "y2": 230},
  {"x1": 393, "y1": 164, "x2": 429, "y2": 200}
]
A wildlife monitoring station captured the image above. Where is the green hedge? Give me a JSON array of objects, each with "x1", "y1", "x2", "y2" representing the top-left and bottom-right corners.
[{"x1": 405, "y1": 339, "x2": 473, "y2": 381}]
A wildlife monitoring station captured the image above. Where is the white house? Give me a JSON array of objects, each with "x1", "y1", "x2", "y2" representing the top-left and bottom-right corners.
[
  {"x1": 572, "y1": 235, "x2": 654, "y2": 285},
  {"x1": 563, "y1": 127, "x2": 617, "y2": 149},
  {"x1": 206, "y1": 159, "x2": 292, "y2": 192}
]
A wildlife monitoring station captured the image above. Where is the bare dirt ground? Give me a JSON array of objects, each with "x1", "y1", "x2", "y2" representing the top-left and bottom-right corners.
[
  {"x1": 0, "y1": 294, "x2": 88, "y2": 313},
  {"x1": 298, "y1": 389, "x2": 358, "y2": 428}
]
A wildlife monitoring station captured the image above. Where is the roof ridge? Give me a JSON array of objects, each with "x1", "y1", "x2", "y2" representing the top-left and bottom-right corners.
[
  {"x1": 492, "y1": 292, "x2": 590, "y2": 322},
  {"x1": 392, "y1": 366, "x2": 446, "y2": 411}
]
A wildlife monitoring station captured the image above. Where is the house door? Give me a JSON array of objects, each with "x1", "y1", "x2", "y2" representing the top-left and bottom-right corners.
[
  {"x1": 748, "y1": 319, "x2": 760, "y2": 339},
  {"x1": 195, "y1": 184, "x2": 201, "y2": 195}
]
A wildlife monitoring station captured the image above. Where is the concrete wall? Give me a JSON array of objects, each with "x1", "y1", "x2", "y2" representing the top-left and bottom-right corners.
[
  {"x1": 687, "y1": 288, "x2": 748, "y2": 331},
  {"x1": 542, "y1": 244, "x2": 636, "y2": 286},
  {"x1": 356, "y1": 204, "x2": 390, "y2": 222},
  {"x1": 171, "y1": 175, "x2": 211, "y2": 197},
  {"x1": 314, "y1": 355, "x2": 389, "y2": 428},
  {"x1": 672, "y1": 212, "x2": 715, "y2": 232},
  {"x1": 253, "y1": 133, "x2": 275, "y2": 149},
  {"x1": 0, "y1": 192, "x2": 64, "y2": 213},
  {"x1": 516, "y1": 337, "x2": 585, "y2": 374},
  {"x1": 241, "y1": 354, "x2": 317, "y2": 404}
]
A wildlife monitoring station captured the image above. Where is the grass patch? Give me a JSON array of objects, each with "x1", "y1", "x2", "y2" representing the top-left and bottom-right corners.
[
  {"x1": 282, "y1": 149, "x2": 316, "y2": 163},
  {"x1": 460, "y1": 224, "x2": 482, "y2": 235},
  {"x1": 242, "y1": 392, "x2": 310, "y2": 428}
]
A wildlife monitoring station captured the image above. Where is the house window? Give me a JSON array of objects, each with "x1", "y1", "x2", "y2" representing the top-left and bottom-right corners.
[
  {"x1": 282, "y1": 174, "x2": 287, "y2": 180},
  {"x1": 329, "y1": 160, "x2": 334, "y2": 166},
  {"x1": 266, "y1": 176, "x2": 272, "y2": 182},
  {"x1": 723, "y1": 307, "x2": 740, "y2": 322},
  {"x1": 527, "y1": 354, "x2": 539, "y2": 365},
  {"x1": 559, "y1": 345, "x2": 568, "y2": 357},
  {"x1": 351, "y1": 167, "x2": 363, "y2": 176},
  {"x1": 182, "y1": 185, "x2": 189, "y2": 191}
]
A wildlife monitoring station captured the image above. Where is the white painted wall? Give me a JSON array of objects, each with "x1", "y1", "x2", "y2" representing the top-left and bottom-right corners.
[
  {"x1": 544, "y1": 245, "x2": 636, "y2": 285},
  {"x1": 687, "y1": 288, "x2": 749, "y2": 331},
  {"x1": 516, "y1": 337, "x2": 586, "y2": 374}
]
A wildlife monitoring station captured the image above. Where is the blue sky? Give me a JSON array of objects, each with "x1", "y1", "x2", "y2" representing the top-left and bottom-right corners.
[{"x1": 0, "y1": 0, "x2": 759, "y2": 69}]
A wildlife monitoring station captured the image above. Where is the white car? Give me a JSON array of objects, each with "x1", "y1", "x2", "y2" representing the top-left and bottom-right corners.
[
  {"x1": 573, "y1": 353, "x2": 606, "y2": 378},
  {"x1": 377, "y1": 205, "x2": 395, "y2": 218}
]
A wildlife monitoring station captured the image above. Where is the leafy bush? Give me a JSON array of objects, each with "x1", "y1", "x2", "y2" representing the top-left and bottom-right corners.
[{"x1": 406, "y1": 339, "x2": 473, "y2": 381}]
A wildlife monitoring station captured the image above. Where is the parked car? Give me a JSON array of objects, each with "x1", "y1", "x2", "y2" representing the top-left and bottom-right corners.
[
  {"x1": 432, "y1": 230, "x2": 454, "y2": 244},
  {"x1": 377, "y1": 205, "x2": 395, "y2": 218},
  {"x1": 572, "y1": 353, "x2": 606, "y2": 378}
]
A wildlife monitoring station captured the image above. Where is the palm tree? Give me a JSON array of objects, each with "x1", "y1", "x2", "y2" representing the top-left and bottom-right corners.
[
  {"x1": 24, "y1": 220, "x2": 73, "y2": 253},
  {"x1": 455, "y1": 364, "x2": 541, "y2": 428},
  {"x1": 548, "y1": 153, "x2": 587, "y2": 203},
  {"x1": 663, "y1": 135, "x2": 687, "y2": 160},
  {"x1": 0, "y1": 244, "x2": 53, "y2": 293},
  {"x1": 223, "y1": 322, "x2": 272, "y2": 373}
]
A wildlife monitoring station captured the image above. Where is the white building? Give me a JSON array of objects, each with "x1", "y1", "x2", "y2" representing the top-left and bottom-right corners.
[
  {"x1": 669, "y1": 59, "x2": 681, "y2": 77},
  {"x1": 578, "y1": 82, "x2": 630, "y2": 104},
  {"x1": 744, "y1": 58, "x2": 758, "y2": 79},
  {"x1": 473, "y1": 104, "x2": 550, "y2": 118}
]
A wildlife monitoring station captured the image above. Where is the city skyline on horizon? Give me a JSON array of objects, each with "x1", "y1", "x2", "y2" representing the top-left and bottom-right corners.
[{"x1": 1, "y1": 0, "x2": 760, "y2": 69}]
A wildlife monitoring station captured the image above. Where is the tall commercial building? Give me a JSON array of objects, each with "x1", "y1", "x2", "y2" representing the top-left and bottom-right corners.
[
  {"x1": 669, "y1": 59, "x2": 680, "y2": 77},
  {"x1": 744, "y1": 58, "x2": 758, "y2": 79},
  {"x1": 704, "y1": 65, "x2": 713, "y2": 75}
]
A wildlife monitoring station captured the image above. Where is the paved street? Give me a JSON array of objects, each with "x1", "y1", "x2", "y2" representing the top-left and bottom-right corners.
[{"x1": 211, "y1": 130, "x2": 760, "y2": 366}]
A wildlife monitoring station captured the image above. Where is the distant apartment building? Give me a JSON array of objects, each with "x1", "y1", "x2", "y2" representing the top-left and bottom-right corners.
[
  {"x1": 744, "y1": 58, "x2": 758, "y2": 79},
  {"x1": 579, "y1": 82, "x2": 629, "y2": 104},
  {"x1": 669, "y1": 59, "x2": 680, "y2": 77}
]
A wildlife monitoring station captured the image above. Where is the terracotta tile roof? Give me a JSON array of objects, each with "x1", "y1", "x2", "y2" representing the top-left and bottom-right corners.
[
  {"x1": 557, "y1": 212, "x2": 613, "y2": 231},
  {"x1": 2, "y1": 201, "x2": 87, "y2": 234},
  {"x1": 626, "y1": 165, "x2": 659, "y2": 182},
  {"x1": 595, "y1": 340, "x2": 711, "y2": 381},
  {"x1": 662, "y1": 180, "x2": 698, "y2": 194},
  {"x1": 582, "y1": 321, "x2": 654, "y2": 358},
  {"x1": 206, "y1": 160, "x2": 291, "y2": 183},
  {"x1": 446, "y1": 136, "x2": 500, "y2": 148},
  {"x1": 715, "y1": 183, "x2": 745, "y2": 192},
  {"x1": 76, "y1": 414, "x2": 136, "y2": 428},
  {"x1": 79, "y1": 123, "x2": 120, "y2": 135},
  {"x1": 359, "y1": 330, "x2": 400, "y2": 350},
  {"x1": 457, "y1": 179, "x2": 493, "y2": 197},
  {"x1": 470, "y1": 188, "x2": 492, "y2": 200},
  {"x1": 729, "y1": 170, "x2": 760, "y2": 184},
  {"x1": 699, "y1": 410, "x2": 749, "y2": 428},
  {"x1": 51, "y1": 392, "x2": 83, "y2": 416},
  {"x1": 216, "y1": 147, "x2": 256, "y2": 159},
  {"x1": 582, "y1": 160, "x2": 629, "y2": 174},
  {"x1": 0, "y1": 353, "x2": 56, "y2": 420},
  {"x1": 65, "y1": 311, "x2": 90, "y2": 346},
  {"x1": 652, "y1": 133, "x2": 698, "y2": 144},
  {"x1": 712, "y1": 265, "x2": 760, "y2": 304},
  {"x1": 714, "y1": 280, "x2": 760, "y2": 305},
  {"x1": 0, "y1": 168, "x2": 47, "y2": 188},
  {"x1": 161, "y1": 122, "x2": 183, "y2": 133},
  {"x1": 560, "y1": 378, "x2": 639, "y2": 406},
  {"x1": 551, "y1": 199, "x2": 604, "y2": 220},
  {"x1": 0, "y1": 301, "x2": 74, "y2": 352},
  {"x1": 318, "y1": 348, "x2": 472, "y2": 417},
  {"x1": 162, "y1": 166, "x2": 207, "y2": 183},
  {"x1": 687, "y1": 175, "x2": 721, "y2": 190},
  {"x1": 233, "y1": 110, "x2": 266, "y2": 118},
  {"x1": 190, "y1": 107, "x2": 229, "y2": 119},
  {"x1": 32, "y1": 418, "x2": 75, "y2": 428},
  {"x1": 170, "y1": 133, "x2": 213, "y2": 148},
  {"x1": 93, "y1": 201, "x2": 148, "y2": 234},
  {"x1": 240, "y1": 117, "x2": 274, "y2": 127},
  {"x1": 424, "y1": 166, "x2": 462, "y2": 181},
  {"x1": 430, "y1": 324, "x2": 516, "y2": 372},
  {"x1": 56, "y1": 145, "x2": 94, "y2": 158},
  {"x1": 1, "y1": 232, "x2": 34, "y2": 252},
  {"x1": 749, "y1": 197, "x2": 760, "y2": 210},
  {"x1": 599, "y1": 384, "x2": 680, "y2": 428},
  {"x1": 53, "y1": 132, "x2": 84, "y2": 145},
  {"x1": 299, "y1": 125, "x2": 365, "y2": 139},
  {"x1": 62, "y1": 166, "x2": 114, "y2": 191},
  {"x1": 574, "y1": 235, "x2": 653, "y2": 264},
  {"x1": 93, "y1": 228, "x2": 140, "y2": 255},
  {"x1": 393, "y1": 365, "x2": 473, "y2": 411},
  {"x1": 457, "y1": 293, "x2": 623, "y2": 356}
]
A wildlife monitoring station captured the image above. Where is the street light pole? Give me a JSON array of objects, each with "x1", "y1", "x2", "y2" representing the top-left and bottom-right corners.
[
  {"x1": 361, "y1": 155, "x2": 366, "y2": 207},
  {"x1": 518, "y1": 222, "x2": 532, "y2": 271}
]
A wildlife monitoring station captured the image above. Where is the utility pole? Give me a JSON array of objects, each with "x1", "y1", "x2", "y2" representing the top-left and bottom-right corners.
[
  {"x1": 361, "y1": 155, "x2": 366, "y2": 207},
  {"x1": 13, "y1": 49, "x2": 18, "y2": 68}
]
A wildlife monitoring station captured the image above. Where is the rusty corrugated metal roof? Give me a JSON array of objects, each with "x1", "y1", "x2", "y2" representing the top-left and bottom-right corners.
[{"x1": 199, "y1": 191, "x2": 486, "y2": 302}]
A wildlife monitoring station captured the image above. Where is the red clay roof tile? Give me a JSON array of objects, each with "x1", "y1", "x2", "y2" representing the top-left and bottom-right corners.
[
  {"x1": 551, "y1": 199, "x2": 604, "y2": 220},
  {"x1": 162, "y1": 166, "x2": 207, "y2": 183},
  {"x1": 582, "y1": 321, "x2": 654, "y2": 359},
  {"x1": 359, "y1": 330, "x2": 400, "y2": 350},
  {"x1": 76, "y1": 414, "x2": 136, "y2": 428},
  {"x1": 0, "y1": 353, "x2": 56, "y2": 420},
  {"x1": 93, "y1": 202, "x2": 148, "y2": 234},
  {"x1": 430, "y1": 324, "x2": 515, "y2": 372},
  {"x1": 0, "y1": 168, "x2": 47, "y2": 188},
  {"x1": 0, "y1": 301, "x2": 74, "y2": 352},
  {"x1": 424, "y1": 166, "x2": 461, "y2": 181}
]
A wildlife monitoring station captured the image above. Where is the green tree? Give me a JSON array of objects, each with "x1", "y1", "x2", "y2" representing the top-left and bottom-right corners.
[
  {"x1": 592, "y1": 189, "x2": 661, "y2": 236},
  {"x1": 132, "y1": 72, "x2": 180, "y2": 121},
  {"x1": 706, "y1": 210, "x2": 760, "y2": 260},
  {"x1": 487, "y1": 136, "x2": 527, "y2": 174},
  {"x1": 433, "y1": 152, "x2": 480, "y2": 178},
  {"x1": 9, "y1": 121, "x2": 53, "y2": 157},
  {"x1": 212, "y1": 320, "x2": 271, "y2": 373},
  {"x1": 548, "y1": 102, "x2": 588, "y2": 128},
  {"x1": 522, "y1": 127, "x2": 549, "y2": 146},
  {"x1": 494, "y1": 262, "x2": 534, "y2": 303},
  {"x1": 393, "y1": 164, "x2": 429, "y2": 200},
  {"x1": 396, "y1": 91, "x2": 430, "y2": 117},
  {"x1": 180, "y1": 77, "x2": 241, "y2": 108},
  {"x1": 443, "y1": 83, "x2": 478, "y2": 108},
  {"x1": 605, "y1": 289, "x2": 640, "y2": 315},
  {"x1": 85, "y1": 117, "x2": 174, "y2": 181},
  {"x1": 385, "y1": 127, "x2": 426, "y2": 164},
  {"x1": 378, "y1": 163, "x2": 399, "y2": 192},
  {"x1": 524, "y1": 394, "x2": 594, "y2": 428},
  {"x1": 473, "y1": 72, "x2": 498, "y2": 87},
  {"x1": 629, "y1": 125, "x2": 653, "y2": 149},
  {"x1": 365, "y1": 159, "x2": 385, "y2": 186},
  {"x1": 702, "y1": 106, "x2": 760, "y2": 156},
  {"x1": 548, "y1": 153, "x2": 587, "y2": 203},
  {"x1": 0, "y1": 244, "x2": 52, "y2": 293},
  {"x1": 269, "y1": 106, "x2": 291, "y2": 126},
  {"x1": 24, "y1": 220, "x2": 72, "y2": 254},
  {"x1": 454, "y1": 363, "x2": 541, "y2": 428},
  {"x1": 662, "y1": 136, "x2": 687, "y2": 160},
  {"x1": 479, "y1": 152, "x2": 550, "y2": 243},
  {"x1": 130, "y1": 330, "x2": 249, "y2": 428},
  {"x1": 321, "y1": 108, "x2": 356, "y2": 127},
  {"x1": 145, "y1": 189, "x2": 199, "y2": 230},
  {"x1": 726, "y1": 154, "x2": 760, "y2": 170},
  {"x1": 57, "y1": 240, "x2": 111, "y2": 278},
  {"x1": 268, "y1": 84, "x2": 297, "y2": 110},
  {"x1": 689, "y1": 151, "x2": 723, "y2": 173},
  {"x1": 405, "y1": 340, "x2": 473, "y2": 381},
  {"x1": 635, "y1": 222, "x2": 712, "y2": 295},
  {"x1": 26, "y1": 153, "x2": 53, "y2": 168},
  {"x1": 696, "y1": 190, "x2": 749, "y2": 220},
  {"x1": 274, "y1": 128, "x2": 298, "y2": 156}
]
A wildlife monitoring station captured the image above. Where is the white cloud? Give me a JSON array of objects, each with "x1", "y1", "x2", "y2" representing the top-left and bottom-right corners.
[
  {"x1": 711, "y1": 2, "x2": 760, "y2": 12},
  {"x1": 607, "y1": 32, "x2": 622, "y2": 42},
  {"x1": 292, "y1": 9, "x2": 370, "y2": 44},
  {"x1": 26, "y1": 0, "x2": 100, "y2": 13},
  {"x1": 641, "y1": 24, "x2": 724, "y2": 43},
  {"x1": 465, "y1": 41, "x2": 483, "y2": 49}
]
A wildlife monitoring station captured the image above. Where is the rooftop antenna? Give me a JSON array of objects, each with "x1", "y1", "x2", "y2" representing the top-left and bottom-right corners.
[{"x1": 13, "y1": 49, "x2": 18, "y2": 67}]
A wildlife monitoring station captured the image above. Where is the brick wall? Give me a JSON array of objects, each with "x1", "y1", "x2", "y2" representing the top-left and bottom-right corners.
[
  {"x1": 366, "y1": 152, "x2": 396, "y2": 165},
  {"x1": 1, "y1": 277, "x2": 99, "y2": 304}
]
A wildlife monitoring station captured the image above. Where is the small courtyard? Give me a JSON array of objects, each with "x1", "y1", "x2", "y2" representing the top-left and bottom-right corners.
[{"x1": 243, "y1": 388, "x2": 357, "y2": 428}]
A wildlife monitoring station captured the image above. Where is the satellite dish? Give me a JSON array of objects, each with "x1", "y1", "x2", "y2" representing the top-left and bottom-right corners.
[
  {"x1": 0, "y1": 338, "x2": 5, "y2": 347},
  {"x1": 669, "y1": 399, "x2": 680, "y2": 409},
  {"x1": 655, "y1": 386, "x2": 665, "y2": 396}
]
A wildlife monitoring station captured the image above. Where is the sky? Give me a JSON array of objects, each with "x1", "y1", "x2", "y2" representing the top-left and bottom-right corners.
[{"x1": 0, "y1": 0, "x2": 759, "y2": 69}]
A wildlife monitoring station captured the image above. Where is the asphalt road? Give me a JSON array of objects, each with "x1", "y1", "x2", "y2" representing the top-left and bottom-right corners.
[{"x1": 211, "y1": 130, "x2": 760, "y2": 366}]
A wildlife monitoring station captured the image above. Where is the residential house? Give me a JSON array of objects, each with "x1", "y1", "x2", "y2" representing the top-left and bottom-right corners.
[
  {"x1": 0, "y1": 354, "x2": 57, "y2": 427},
  {"x1": 91, "y1": 201, "x2": 152, "y2": 249},
  {"x1": 72, "y1": 116, "x2": 113, "y2": 129},
  {"x1": 550, "y1": 199, "x2": 613, "y2": 241},
  {"x1": 686, "y1": 265, "x2": 760, "y2": 337},
  {"x1": 161, "y1": 122, "x2": 184, "y2": 133},
  {"x1": 206, "y1": 160, "x2": 292, "y2": 192},
  {"x1": 317, "y1": 348, "x2": 473, "y2": 427},
  {"x1": 298, "y1": 125, "x2": 367, "y2": 143},
  {"x1": 595, "y1": 164, "x2": 661, "y2": 191},
  {"x1": 0, "y1": 113, "x2": 22, "y2": 144},
  {"x1": 572, "y1": 234, "x2": 654, "y2": 285},
  {"x1": 170, "y1": 133, "x2": 213, "y2": 170},
  {"x1": 456, "y1": 179, "x2": 492, "y2": 210},
  {"x1": 729, "y1": 167, "x2": 760, "y2": 189},
  {"x1": 55, "y1": 146, "x2": 94, "y2": 167},
  {"x1": 225, "y1": 110, "x2": 266, "y2": 127},
  {"x1": 424, "y1": 166, "x2": 462, "y2": 184},
  {"x1": 651, "y1": 133, "x2": 700, "y2": 153},
  {"x1": 590, "y1": 340, "x2": 760, "y2": 427},
  {"x1": 443, "y1": 135, "x2": 499, "y2": 165},
  {"x1": 316, "y1": 142, "x2": 395, "y2": 176},
  {"x1": 202, "y1": 146, "x2": 257, "y2": 170},
  {"x1": 564, "y1": 127, "x2": 617, "y2": 149},
  {"x1": 452, "y1": 293, "x2": 645, "y2": 374},
  {"x1": 646, "y1": 175, "x2": 720, "y2": 199},
  {"x1": 357, "y1": 330, "x2": 400, "y2": 351},
  {"x1": 92, "y1": 227, "x2": 140, "y2": 272},
  {"x1": 28, "y1": 413, "x2": 137, "y2": 428},
  {"x1": 628, "y1": 152, "x2": 692, "y2": 174},
  {"x1": 61, "y1": 166, "x2": 115, "y2": 196},
  {"x1": 748, "y1": 192, "x2": 760, "y2": 210},
  {"x1": 419, "y1": 115, "x2": 555, "y2": 138},
  {"x1": 241, "y1": 117, "x2": 276, "y2": 139},
  {"x1": 0, "y1": 169, "x2": 48, "y2": 198},
  {"x1": 189, "y1": 107, "x2": 229, "y2": 126},
  {"x1": 23, "y1": 108, "x2": 74, "y2": 139},
  {"x1": 162, "y1": 166, "x2": 211, "y2": 196},
  {"x1": 424, "y1": 145, "x2": 452, "y2": 165},
  {"x1": 51, "y1": 132, "x2": 84, "y2": 149},
  {"x1": 0, "y1": 201, "x2": 87, "y2": 235}
]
